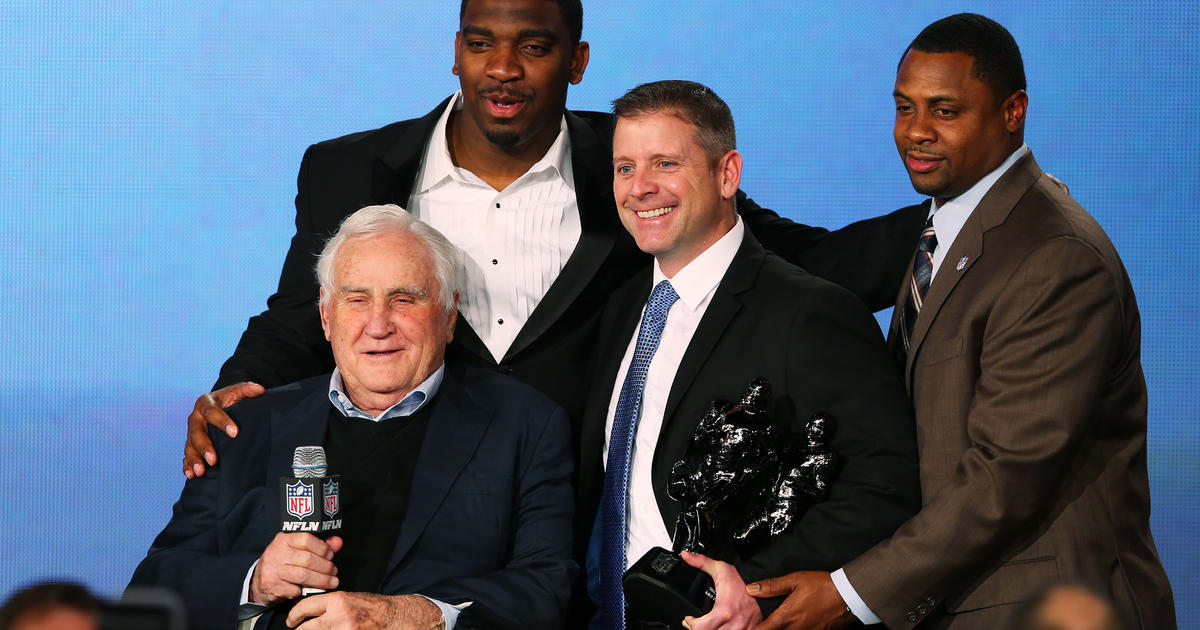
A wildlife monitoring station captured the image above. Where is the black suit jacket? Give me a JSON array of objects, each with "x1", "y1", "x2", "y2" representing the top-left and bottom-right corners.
[
  {"x1": 212, "y1": 97, "x2": 886, "y2": 424},
  {"x1": 576, "y1": 230, "x2": 921, "y2": 616},
  {"x1": 131, "y1": 364, "x2": 575, "y2": 630}
]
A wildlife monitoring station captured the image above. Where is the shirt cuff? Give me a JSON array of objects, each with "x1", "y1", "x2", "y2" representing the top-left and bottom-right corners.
[
  {"x1": 237, "y1": 559, "x2": 268, "y2": 621},
  {"x1": 417, "y1": 595, "x2": 469, "y2": 630},
  {"x1": 830, "y1": 568, "x2": 881, "y2": 625}
]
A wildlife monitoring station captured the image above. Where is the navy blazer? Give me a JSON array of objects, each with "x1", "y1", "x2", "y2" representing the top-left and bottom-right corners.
[{"x1": 131, "y1": 364, "x2": 576, "y2": 630}]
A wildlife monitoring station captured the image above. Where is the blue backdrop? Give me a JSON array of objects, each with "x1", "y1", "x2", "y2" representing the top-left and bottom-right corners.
[{"x1": 1, "y1": 1, "x2": 1196, "y2": 624}]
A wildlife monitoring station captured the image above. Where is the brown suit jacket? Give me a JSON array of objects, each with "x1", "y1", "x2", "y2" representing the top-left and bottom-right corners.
[{"x1": 843, "y1": 153, "x2": 1175, "y2": 629}]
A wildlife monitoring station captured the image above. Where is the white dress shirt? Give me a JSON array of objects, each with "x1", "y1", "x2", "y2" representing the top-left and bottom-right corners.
[
  {"x1": 927, "y1": 144, "x2": 1029, "y2": 281},
  {"x1": 602, "y1": 217, "x2": 745, "y2": 567},
  {"x1": 408, "y1": 92, "x2": 581, "y2": 362},
  {"x1": 831, "y1": 144, "x2": 1030, "y2": 625}
]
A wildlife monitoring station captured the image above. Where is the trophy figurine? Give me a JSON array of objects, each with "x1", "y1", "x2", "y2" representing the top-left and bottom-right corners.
[{"x1": 621, "y1": 378, "x2": 838, "y2": 629}]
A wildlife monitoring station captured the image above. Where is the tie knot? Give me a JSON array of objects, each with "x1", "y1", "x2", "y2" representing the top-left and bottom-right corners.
[
  {"x1": 919, "y1": 218, "x2": 938, "y2": 254},
  {"x1": 647, "y1": 280, "x2": 679, "y2": 316}
]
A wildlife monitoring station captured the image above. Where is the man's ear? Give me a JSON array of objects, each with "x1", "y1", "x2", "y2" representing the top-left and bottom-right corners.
[
  {"x1": 445, "y1": 292, "x2": 459, "y2": 343},
  {"x1": 1003, "y1": 89, "x2": 1028, "y2": 134},
  {"x1": 319, "y1": 288, "x2": 332, "y2": 342},
  {"x1": 452, "y1": 31, "x2": 462, "y2": 76},
  {"x1": 718, "y1": 150, "x2": 743, "y2": 200},
  {"x1": 569, "y1": 41, "x2": 590, "y2": 85}
]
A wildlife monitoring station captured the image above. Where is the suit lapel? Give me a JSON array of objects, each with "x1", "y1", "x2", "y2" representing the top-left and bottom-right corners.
[
  {"x1": 449, "y1": 314, "x2": 493, "y2": 367},
  {"x1": 370, "y1": 97, "x2": 451, "y2": 207},
  {"x1": 653, "y1": 232, "x2": 764, "y2": 529},
  {"x1": 503, "y1": 110, "x2": 622, "y2": 360},
  {"x1": 577, "y1": 270, "x2": 652, "y2": 505},
  {"x1": 902, "y1": 153, "x2": 1044, "y2": 387},
  {"x1": 268, "y1": 382, "x2": 335, "y2": 477},
  {"x1": 381, "y1": 367, "x2": 492, "y2": 580},
  {"x1": 254, "y1": 381, "x2": 335, "y2": 543}
]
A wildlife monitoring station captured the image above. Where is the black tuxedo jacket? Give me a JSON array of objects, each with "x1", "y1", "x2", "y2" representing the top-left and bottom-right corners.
[
  {"x1": 131, "y1": 364, "x2": 575, "y2": 630},
  {"x1": 212, "y1": 97, "x2": 903, "y2": 424},
  {"x1": 576, "y1": 230, "x2": 921, "y2": 615}
]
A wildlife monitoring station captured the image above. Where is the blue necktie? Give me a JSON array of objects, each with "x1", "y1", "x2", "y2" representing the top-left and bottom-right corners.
[
  {"x1": 599, "y1": 280, "x2": 679, "y2": 630},
  {"x1": 898, "y1": 216, "x2": 937, "y2": 363}
]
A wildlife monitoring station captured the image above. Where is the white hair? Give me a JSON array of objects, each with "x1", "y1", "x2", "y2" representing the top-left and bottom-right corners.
[{"x1": 315, "y1": 204, "x2": 462, "y2": 313}]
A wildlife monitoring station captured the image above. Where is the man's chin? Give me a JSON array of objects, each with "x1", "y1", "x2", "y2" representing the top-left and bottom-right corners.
[
  {"x1": 908, "y1": 175, "x2": 949, "y2": 199},
  {"x1": 484, "y1": 128, "x2": 524, "y2": 149}
]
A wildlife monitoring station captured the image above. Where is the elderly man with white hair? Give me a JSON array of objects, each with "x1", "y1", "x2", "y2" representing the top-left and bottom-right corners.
[{"x1": 130, "y1": 204, "x2": 575, "y2": 630}]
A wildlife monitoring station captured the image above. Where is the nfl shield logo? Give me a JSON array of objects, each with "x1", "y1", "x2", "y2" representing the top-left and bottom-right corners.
[
  {"x1": 323, "y1": 479, "x2": 340, "y2": 517},
  {"x1": 286, "y1": 480, "x2": 314, "y2": 519},
  {"x1": 650, "y1": 551, "x2": 678, "y2": 575}
]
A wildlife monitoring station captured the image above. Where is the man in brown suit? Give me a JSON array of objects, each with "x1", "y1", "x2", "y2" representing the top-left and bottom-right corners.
[{"x1": 742, "y1": 14, "x2": 1176, "y2": 630}]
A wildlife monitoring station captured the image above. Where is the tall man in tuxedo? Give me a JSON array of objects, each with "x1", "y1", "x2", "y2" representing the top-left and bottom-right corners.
[
  {"x1": 131, "y1": 205, "x2": 575, "y2": 630},
  {"x1": 182, "y1": 0, "x2": 921, "y2": 477},
  {"x1": 578, "y1": 81, "x2": 920, "y2": 630},
  {"x1": 745, "y1": 14, "x2": 1175, "y2": 630}
]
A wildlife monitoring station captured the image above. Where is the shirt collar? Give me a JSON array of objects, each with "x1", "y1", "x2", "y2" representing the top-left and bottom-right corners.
[
  {"x1": 929, "y1": 144, "x2": 1030, "y2": 227},
  {"x1": 328, "y1": 363, "x2": 445, "y2": 422},
  {"x1": 414, "y1": 91, "x2": 573, "y2": 195},
  {"x1": 652, "y1": 216, "x2": 744, "y2": 311}
]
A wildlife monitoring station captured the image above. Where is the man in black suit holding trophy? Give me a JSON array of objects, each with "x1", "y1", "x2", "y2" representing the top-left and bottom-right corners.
[{"x1": 576, "y1": 80, "x2": 921, "y2": 630}]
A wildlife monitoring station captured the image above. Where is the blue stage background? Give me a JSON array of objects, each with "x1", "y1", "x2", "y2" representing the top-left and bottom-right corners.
[{"x1": 1, "y1": 1, "x2": 1196, "y2": 623}]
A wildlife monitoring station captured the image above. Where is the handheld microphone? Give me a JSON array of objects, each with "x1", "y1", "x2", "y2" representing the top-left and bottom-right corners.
[
  {"x1": 279, "y1": 446, "x2": 342, "y2": 535},
  {"x1": 280, "y1": 446, "x2": 342, "y2": 596}
]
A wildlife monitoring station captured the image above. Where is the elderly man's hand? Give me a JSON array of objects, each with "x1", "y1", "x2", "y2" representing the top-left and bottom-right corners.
[
  {"x1": 286, "y1": 592, "x2": 442, "y2": 630},
  {"x1": 679, "y1": 550, "x2": 762, "y2": 630},
  {"x1": 249, "y1": 534, "x2": 343, "y2": 606},
  {"x1": 183, "y1": 382, "x2": 264, "y2": 478},
  {"x1": 747, "y1": 571, "x2": 854, "y2": 630}
]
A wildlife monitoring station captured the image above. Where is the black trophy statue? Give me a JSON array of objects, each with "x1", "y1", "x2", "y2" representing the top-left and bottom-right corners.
[{"x1": 621, "y1": 378, "x2": 838, "y2": 629}]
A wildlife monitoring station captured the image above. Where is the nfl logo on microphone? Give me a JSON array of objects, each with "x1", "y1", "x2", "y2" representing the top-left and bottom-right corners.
[
  {"x1": 286, "y1": 480, "x2": 315, "y2": 519},
  {"x1": 323, "y1": 479, "x2": 340, "y2": 517}
]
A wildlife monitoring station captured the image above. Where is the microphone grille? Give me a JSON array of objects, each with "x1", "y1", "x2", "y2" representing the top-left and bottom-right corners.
[{"x1": 292, "y1": 446, "x2": 327, "y2": 478}]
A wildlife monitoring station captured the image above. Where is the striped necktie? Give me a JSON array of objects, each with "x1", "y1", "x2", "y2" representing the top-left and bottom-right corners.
[
  {"x1": 599, "y1": 279, "x2": 679, "y2": 630},
  {"x1": 898, "y1": 216, "x2": 937, "y2": 363}
]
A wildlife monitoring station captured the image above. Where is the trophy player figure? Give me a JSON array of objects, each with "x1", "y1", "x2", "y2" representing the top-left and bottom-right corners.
[{"x1": 622, "y1": 377, "x2": 840, "y2": 627}]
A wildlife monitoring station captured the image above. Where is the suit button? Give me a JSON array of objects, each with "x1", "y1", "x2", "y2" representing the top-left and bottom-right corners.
[
  {"x1": 907, "y1": 613, "x2": 917, "y2": 623},
  {"x1": 926, "y1": 596, "x2": 936, "y2": 606},
  {"x1": 497, "y1": 364, "x2": 514, "y2": 375},
  {"x1": 917, "y1": 605, "x2": 927, "y2": 615}
]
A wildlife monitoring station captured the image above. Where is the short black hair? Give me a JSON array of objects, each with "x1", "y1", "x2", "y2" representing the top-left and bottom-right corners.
[
  {"x1": 459, "y1": 0, "x2": 583, "y2": 45},
  {"x1": 612, "y1": 80, "x2": 736, "y2": 162},
  {"x1": 0, "y1": 582, "x2": 98, "y2": 630},
  {"x1": 904, "y1": 13, "x2": 1026, "y2": 102}
]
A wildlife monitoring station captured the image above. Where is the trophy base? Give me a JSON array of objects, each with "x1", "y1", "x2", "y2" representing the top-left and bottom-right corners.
[{"x1": 622, "y1": 547, "x2": 715, "y2": 629}]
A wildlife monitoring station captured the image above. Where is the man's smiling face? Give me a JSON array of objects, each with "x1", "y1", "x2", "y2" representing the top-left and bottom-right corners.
[
  {"x1": 612, "y1": 111, "x2": 740, "y2": 277},
  {"x1": 319, "y1": 231, "x2": 456, "y2": 416}
]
